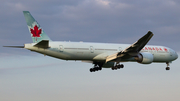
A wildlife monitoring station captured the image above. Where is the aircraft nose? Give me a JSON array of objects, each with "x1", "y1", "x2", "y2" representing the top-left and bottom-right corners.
[{"x1": 174, "y1": 51, "x2": 178, "y2": 59}]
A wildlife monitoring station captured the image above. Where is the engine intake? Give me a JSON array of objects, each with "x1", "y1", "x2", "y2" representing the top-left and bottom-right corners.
[{"x1": 135, "y1": 52, "x2": 154, "y2": 64}]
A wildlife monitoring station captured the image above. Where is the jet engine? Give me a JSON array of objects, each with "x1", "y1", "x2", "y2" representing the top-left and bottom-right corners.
[{"x1": 135, "y1": 52, "x2": 154, "y2": 64}]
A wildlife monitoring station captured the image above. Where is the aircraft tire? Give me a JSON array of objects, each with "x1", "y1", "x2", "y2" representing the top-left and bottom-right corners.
[
  {"x1": 166, "y1": 67, "x2": 170, "y2": 70},
  {"x1": 120, "y1": 64, "x2": 124, "y2": 68},
  {"x1": 117, "y1": 65, "x2": 121, "y2": 69},
  {"x1": 90, "y1": 68, "x2": 95, "y2": 72}
]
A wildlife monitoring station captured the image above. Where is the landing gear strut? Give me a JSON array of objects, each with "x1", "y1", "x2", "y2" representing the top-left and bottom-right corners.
[
  {"x1": 90, "y1": 63, "x2": 103, "y2": 72},
  {"x1": 166, "y1": 62, "x2": 170, "y2": 70},
  {"x1": 111, "y1": 62, "x2": 124, "y2": 70}
]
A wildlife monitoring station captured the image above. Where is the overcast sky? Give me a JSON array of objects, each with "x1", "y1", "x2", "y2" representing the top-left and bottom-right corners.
[
  {"x1": 0, "y1": 0, "x2": 180, "y2": 101},
  {"x1": 1, "y1": 0, "x2": 180, "y2": 52}
]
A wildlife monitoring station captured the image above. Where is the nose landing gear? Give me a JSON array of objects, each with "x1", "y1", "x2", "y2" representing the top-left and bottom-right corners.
[{"x1": 166, "y1": 62, "x2": 170, "y2": 70}]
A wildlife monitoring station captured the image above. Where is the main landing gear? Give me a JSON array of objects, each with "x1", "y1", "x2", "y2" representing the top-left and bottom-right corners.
[
  {"x1": 111, "y1": 62, "x2": 124, "y2": 70},
  {"x1": 90, "y1": 63, "x2": 103, "y2": 72},
  {"x1": 166, "y1": 62, "x2": 170, "y2": 70}
]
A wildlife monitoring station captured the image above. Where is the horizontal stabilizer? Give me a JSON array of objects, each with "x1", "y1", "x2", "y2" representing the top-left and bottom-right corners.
[
  {"x1": 34, "y1": 40, "x2": 49, "y2": 48},
  {"x1": 3, "y1": 46, "x2": 24, "y2": 48}
]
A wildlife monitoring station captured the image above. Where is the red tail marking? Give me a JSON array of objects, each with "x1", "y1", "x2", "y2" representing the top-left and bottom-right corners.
[{"x1": 30, "y1": 25, "x2": 42, "y2": 37}]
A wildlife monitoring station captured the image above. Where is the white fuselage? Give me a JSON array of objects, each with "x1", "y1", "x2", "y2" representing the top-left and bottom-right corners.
[{"x1": 24, "y1": 41, "x2": 178, "y2": 65}]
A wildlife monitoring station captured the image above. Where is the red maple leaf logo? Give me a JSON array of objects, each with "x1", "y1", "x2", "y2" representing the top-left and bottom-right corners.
[{"x1": 30, "y1": 25, "x2": 42, "y2": 37}]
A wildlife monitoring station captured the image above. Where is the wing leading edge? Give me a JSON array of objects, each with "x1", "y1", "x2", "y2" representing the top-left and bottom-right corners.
[{"x1": 106, "y1": 31, "x2": 154, "y2": 63}]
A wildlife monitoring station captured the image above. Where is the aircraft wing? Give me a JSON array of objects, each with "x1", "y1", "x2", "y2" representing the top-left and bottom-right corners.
[{"x1": 106, "y1": 31, "x2": 154, "y2": 63}]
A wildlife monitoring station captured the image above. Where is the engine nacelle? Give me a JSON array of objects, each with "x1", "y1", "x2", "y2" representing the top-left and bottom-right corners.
[{"x1": 135, "y1": 52, "x2": 154, "y2": 64}]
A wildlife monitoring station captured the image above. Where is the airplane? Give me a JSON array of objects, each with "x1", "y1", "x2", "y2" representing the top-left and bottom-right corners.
[{"x1": 4, "y1": 11, "x2": 178, "y2": 72}]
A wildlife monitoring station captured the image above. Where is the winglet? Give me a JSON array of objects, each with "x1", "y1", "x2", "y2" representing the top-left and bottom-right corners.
[
  {"x1": 135, "y1": 31, "x2": 153, "y2": 52},
  {"x1": 121, "y1": 31, "x2": 154, "y2": 53}
]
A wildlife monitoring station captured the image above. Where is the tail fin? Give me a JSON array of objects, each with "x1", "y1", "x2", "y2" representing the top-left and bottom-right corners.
[{"x1": 23, "y1": 11, "x2": 51, "y2": 43}]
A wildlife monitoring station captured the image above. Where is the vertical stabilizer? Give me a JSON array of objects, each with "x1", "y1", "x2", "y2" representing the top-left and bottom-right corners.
[{"x1": 23, "y1": 11, "x2": 51, "y2": 43}]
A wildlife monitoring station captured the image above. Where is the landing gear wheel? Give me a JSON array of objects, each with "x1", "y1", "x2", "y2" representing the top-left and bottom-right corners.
[
  {"x1": 95, "y1": 67, "x2": 100, "y2": 71},
  {"x1": 90, "y1": 62, "x2": 103, "y2": 72},
  {"x1": 165, "y1": 62, "x2": 170, "y2": 71},
  {"x1": 90, "y1": 68, "x2": 94, "y2": 72},
  {"x1": 117, "y1": 65, "x2": 121, "y2": 69},
  {"x1": 120, "y1": 64, "x2": 124, "y2": 68},
  {"x1": 111, "y1": 63, "x2": 124, "y2": 70},
  {"x1": 166, "y1": 67, "x2": 170, "y2": 70}
]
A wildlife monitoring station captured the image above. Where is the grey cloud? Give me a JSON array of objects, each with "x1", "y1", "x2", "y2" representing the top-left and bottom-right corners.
[{"x1": 1, "y1": 0, "x2": 180, "y2": 54}]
